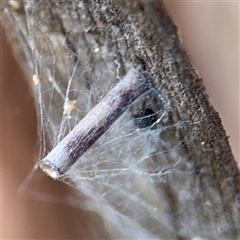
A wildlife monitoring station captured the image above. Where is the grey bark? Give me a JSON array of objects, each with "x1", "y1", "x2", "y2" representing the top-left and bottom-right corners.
[{"x1": 1, "y1": 0, "x2": 240, "y2": 239}]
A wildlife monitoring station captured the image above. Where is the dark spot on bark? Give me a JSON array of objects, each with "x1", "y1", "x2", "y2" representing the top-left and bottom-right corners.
[{"x1": 134, "y1": 108, "x2": 157, "y2": 129}]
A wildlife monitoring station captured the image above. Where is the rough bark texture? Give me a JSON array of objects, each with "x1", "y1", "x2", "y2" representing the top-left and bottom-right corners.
[{"x1": 2, "y1": 0, "x2": 240, "y2": 239}]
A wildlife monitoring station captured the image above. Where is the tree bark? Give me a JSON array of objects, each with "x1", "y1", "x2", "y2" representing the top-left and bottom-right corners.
[{"x1": 1, "y1": 0, "x2": 240, "y2": 239}]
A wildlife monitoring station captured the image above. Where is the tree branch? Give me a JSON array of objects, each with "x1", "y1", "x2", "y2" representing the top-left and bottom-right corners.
[{"x1": 2, "y1": 0, "x2": 239, "y2": 238}]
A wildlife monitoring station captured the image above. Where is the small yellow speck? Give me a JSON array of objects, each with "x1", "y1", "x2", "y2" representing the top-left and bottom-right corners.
[
  {"x1": 63, "y1": 100, "x2": 76, "y2": 112},
  {"x1": 8, "y1": 0, "x2": 22, "y2": 10},
  {"x1": 32, "y1": 74, "x2": 39, "y2": 85}
]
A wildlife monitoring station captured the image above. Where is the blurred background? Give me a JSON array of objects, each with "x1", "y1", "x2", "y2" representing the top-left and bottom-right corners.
[{"x1": 1, "y1": 2, "x2": 239, "y2": 238}]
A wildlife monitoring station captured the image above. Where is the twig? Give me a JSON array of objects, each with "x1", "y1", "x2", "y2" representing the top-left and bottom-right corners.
[{"x1": 39, "y1": 69, "x2": 150, "y2": 179}]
